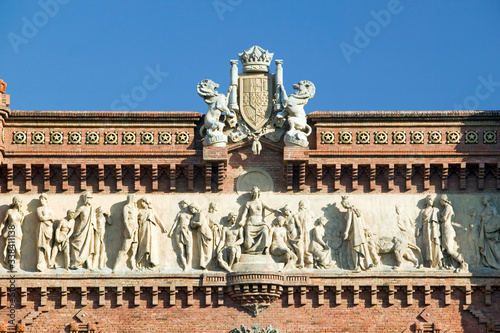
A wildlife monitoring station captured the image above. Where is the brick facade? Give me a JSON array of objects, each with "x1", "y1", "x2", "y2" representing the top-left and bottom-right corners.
[{"x1": 0, "y1": 84, "x2": 498, "y2": 332}]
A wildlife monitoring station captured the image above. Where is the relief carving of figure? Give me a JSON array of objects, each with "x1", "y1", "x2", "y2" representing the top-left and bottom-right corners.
[
  {"x1": 136, "y1": 196, "x2": 167, "y2": 270},
  {"x1": 478, "y1": 194, "x2": 500, "y2": 269},
  {"x1": 466, "y1": 208, "x2": 480, "y2": 267},
  {"x1": 282, "y1": 205, "x2": 305, "y2": 268},
  {"x1": 114, "y1": 194, "x2": 139, "y2": 271},
  {"x1": 207, "y1": 202, "x2": 223, "y2": 260},
  {"x1": 70, "y1": 192, "x2": 96, "y2": 270},
  {"x1": 394, "y1": 204, "x2": 421, "y2": 268},
  {"x1": 36, "y1": 193, "x2": 55, "y2": 272},
  {"x1": 50, "y1": 209, "x2": 75, "y2": 269},
  {"x1": 197, "y1": 79, "x2": 237, "y2": 147},
  {"x1": 418, "y1": 194, "x2": 443, "y2": 269},
  {"x1": 189, "y1": 203, "x2": 213, "y2": 269},
  {"x1": 94, "y1": 207, "x2": 111, "y2": 270},
  {"x1": 2, "y1": 197, "x2": 24, "y2": 270},
  {"x1": 168, "y1": 200, "x2": 193, "y2": 271},
  {"x1": 296, "y1": 200, "x2": 314, "y2": 268},
  {"x1": 309, "y1": 217, "x2": 336, "y2": 269},
  {"x1": 439, "y1": 195, "x2": 468, "y2": 272},
  {"x1": 238, "y1": 186, "x2": 279, "y2": 255},
  {"x1": 276, "y1": 80, "x2": 315, "y2": 147},
  {"x1": 341, "y1": 196, "x2": 374, "y2": 272},
  {"x1": 216, "y1": 213, "x2": 243, "y2": 272},
  {"x1": 364, "y1": 228, "x2": 381, "y2": 268},
  {"x1": 270, "y1": 216, "x2": 297, "y2": 271}
]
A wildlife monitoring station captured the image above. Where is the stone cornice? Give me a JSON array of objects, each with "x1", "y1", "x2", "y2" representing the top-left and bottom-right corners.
[
  {"x1": 7, "y1": 110, "x2": 203, "y2": 124},
  {"x1": 308, "y1": 110, "x2": 500, "y2": 123}
]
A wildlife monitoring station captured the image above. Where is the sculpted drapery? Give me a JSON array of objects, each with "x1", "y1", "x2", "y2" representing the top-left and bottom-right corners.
[{"x1": 71, "y1": 192, "x2": 96, "y2": 269}]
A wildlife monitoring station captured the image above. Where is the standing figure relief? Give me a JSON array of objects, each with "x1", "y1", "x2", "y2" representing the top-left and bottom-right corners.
[
  {"x1": 478, "y1": 194, "x2": 500, "y2": 269},
  {"x1": 114, "y1": 194, "x2": 139, "y2": 271},
  {"x1": 418, "y1": 194, "x2": 444, "y2": 269},
  {"x1": 438, "y1": 195, "x2": 468, "y2": 272},
  {"x1": 341, "y1": 195, "x2": 374, "y2": 272},
  {"x1": 94, "y1": 207, "x2": 111, "y2": 270},
  {"x1": 36, "y1": 193, "x2": 55, "y2": 272},
  {"x1": 70, "y1": 192, "x2": 97, "y2": 270},
  {"x1": 217, "y1": 213, "x2": 243, "y2": 272},
  {"x1": 189, "y1": 203, "x2": 213, "y2": 270},
  {"x1": 136, "y1": 196, "x2": 167, "y2": 270},
  {"x1": 168, "y1": 200, "x2": 193, "y2": 271},
  {"x1": 2, "y1": 197, "x2": 24, "y2": 271}
]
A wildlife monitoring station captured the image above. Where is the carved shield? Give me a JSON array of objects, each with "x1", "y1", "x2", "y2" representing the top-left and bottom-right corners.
[{"x1": 238, "y1": 73, "x2": 274, "y2": 131}]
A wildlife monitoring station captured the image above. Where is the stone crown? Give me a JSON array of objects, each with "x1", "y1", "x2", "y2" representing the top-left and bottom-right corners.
[{"x1": 238, "y1": 46, "x2": 274, "y2": 73}]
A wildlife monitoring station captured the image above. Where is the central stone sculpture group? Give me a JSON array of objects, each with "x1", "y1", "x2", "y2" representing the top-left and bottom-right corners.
[{"x1": 3, "y1": 187, "x2": 500, "y2": 273}]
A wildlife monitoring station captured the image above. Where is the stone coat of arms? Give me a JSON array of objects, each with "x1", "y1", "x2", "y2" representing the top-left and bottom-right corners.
[{"x1": 197, "y1": 46, "x2": 315, "y2": 154}]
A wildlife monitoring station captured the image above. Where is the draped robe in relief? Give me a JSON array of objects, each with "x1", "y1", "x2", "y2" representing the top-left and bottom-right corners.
[
  {"x1": 345, "y1": 208, "x2": 373, "y2": 270},
  {"x1": 242, "y1": 199, "x2": 271, "y2": 254},
  {"x1": 137, "y1": 208, "x2": 162, "y2": 269},
  {"x1": 419, "y1": 205, "x2": 443, "y2": 268},
  {"x1": 478, "y1": 206, "x2": 500, "y2": 269},
  {"x1": 71, "y1": 205, "x2": 96, "y2": 268}
]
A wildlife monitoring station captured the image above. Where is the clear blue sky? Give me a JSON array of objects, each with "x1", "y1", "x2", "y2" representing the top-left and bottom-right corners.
[{"x1": 1, "y1": 0, "x2": 500, "y2": 112}]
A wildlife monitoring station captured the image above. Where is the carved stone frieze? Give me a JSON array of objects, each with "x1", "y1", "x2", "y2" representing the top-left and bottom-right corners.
[{"x1": 0, "y1": 191, "x2": 497, "y2": 274}]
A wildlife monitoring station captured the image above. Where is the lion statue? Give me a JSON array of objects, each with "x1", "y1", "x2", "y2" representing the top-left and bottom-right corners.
[
  {"x1": 197, "y1": 79, "x2": 236, "y2": 146},
  {"x1": 276, "y1": 80, "x2": 315, "y2": 147}
]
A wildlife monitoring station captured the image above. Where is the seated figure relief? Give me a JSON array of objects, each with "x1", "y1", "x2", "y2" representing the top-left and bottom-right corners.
[
  {"x1": 238, "y1": 186, "x2": 279, "y2": 255},
  {"x1": 282, "y1": 205, "x2": 305, "y2": 268},
  {"x1": 217, "y1": 213, "x2": 243, "y2": 272},
  {"x1": 270, "y1": 216, "x2": 297, "y2": 271},
  {"x1": 309, "y1": 217, "x2": 336, "y2": 269}
]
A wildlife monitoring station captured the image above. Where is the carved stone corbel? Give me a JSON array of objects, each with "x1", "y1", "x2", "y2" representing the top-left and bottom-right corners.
[
  {"x1": 115, "y1": 164, "x2": 123, "y2": 192},
  {"x1": 460, "y1": 162, "x2": 467, "y2": 190},
  {"x1": 352, "y1": 285, "x2": 360, "y2": 305},
  {"x1": 116, "y1": 286, "x2": 123, "y2": 307},
  {"x1": 317, "y1": 285, "x2": 325, "y2": 306},
  {"x1": 444, "y1": 285, "x2": 451, "y2": 306},
  {"x1": 217, "y1": 287, "x2": 224, "y2": 306},
  {"x1": 60, "y1": 286, "x2": 67, "y2": 307},
  {"x1": 334, "y1": 284, "x2": 342, "y2": 306},
  {"x1": 387, "y1": 285, "x2": 395, "y2": 306},
  {"x1": 406, "y1": 285, "x2": 414, "y2": 306},
  {"x1": 370, "y1": 285, "x2": 378, "y2": 307},
  {"x1": 316, "y1": 164, "x2": 323, "y2": 191},
  {"x1": 151, "y1": 286, "x2": 159, "y2": 307},
  {"x1": 424, "y1": 285, "x2": 431, "y2": 306}
]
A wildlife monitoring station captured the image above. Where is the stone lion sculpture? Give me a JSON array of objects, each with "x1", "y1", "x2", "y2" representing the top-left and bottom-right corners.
[
  {"x1": 276, "y1": 80, "x2": 315, "y2": 147},
  {"x1": 197, "y1": 79, "x2": 236, "y2": 147}
]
